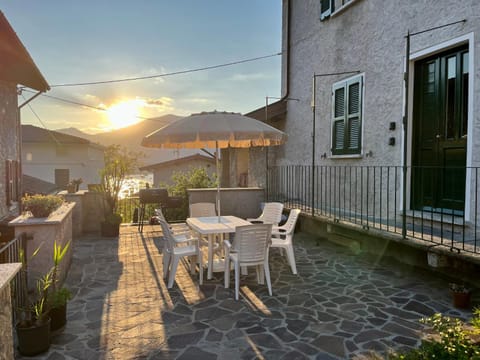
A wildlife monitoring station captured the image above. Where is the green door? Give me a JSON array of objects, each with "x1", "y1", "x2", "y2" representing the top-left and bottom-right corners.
[{"x1": 412, "y1": 46, "x2": 468, "y2": 214}]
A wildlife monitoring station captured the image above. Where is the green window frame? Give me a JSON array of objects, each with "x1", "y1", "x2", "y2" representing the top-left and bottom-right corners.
[
  {"x1": 331, "y1": 75, "x2": 363, "y2": 155},
  {"x1": 320, "y1": 0, "x2": 334, "y2": 20}
]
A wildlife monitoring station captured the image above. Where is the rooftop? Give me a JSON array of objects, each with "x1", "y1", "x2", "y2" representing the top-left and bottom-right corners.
[{"x1": 16, "y1": 225, "x2": 475, "y2": 359}]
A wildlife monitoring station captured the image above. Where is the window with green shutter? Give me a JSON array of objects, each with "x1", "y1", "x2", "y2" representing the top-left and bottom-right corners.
[{"x1": 331, "y1": 75, "x2": 363, "y2": 155}]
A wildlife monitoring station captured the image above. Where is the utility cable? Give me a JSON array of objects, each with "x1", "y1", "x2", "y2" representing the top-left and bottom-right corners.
[
  {"x1": 21, "y1": 94, "x2": 62, "y2": 145},
  {"x1": 22, "y1": 89, "x2": 150, "y2": 120},
  {"x1": 45, "y1": 52, "x2": 281, "y2": 88}
]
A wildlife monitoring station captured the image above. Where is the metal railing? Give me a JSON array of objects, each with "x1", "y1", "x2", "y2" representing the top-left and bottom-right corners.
[
  {"x1": 0, "y1": 232, "x2": 27, "y2": 323},
  {"x1": 267, "y1": 165, "x2": 480, "y2": 254}
]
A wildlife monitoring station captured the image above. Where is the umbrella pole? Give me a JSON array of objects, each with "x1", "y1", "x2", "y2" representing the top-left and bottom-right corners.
[{"x1": 216, "y1": 141, "x2": 221, "y2": 222}]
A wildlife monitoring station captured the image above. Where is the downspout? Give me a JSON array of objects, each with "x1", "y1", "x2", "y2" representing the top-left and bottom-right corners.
[{"x1": 266, "y1": 0, "x2": 291, "y2": 200}]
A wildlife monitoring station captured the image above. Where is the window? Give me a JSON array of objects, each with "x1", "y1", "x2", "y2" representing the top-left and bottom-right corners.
[
  {"x1": 55, "y1": 169, "x2": 70, "y2": 189},
  {"x1": 331, "y1": 75, "x2": 363, "y2": 155},
  {"x1": 320, "y1": 0, "x2": 334, "y2": 20},
  {"x1": 5, "y1": 159, "x2": 20, "y2": 205}
]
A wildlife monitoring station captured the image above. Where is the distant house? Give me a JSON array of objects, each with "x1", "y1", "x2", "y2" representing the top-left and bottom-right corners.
[
  {"x1": 0, "y1": 11, "x2": 49, "y2": 225},
  {"x1": 22, "y1": 125, "x2": 105, "y2": 190},
  {"x1": 140, "y1": 154, "x2": 216, "y2": 186},
  {"x1": 221, "y1": 100, "x2": 286, "y2": 188}
]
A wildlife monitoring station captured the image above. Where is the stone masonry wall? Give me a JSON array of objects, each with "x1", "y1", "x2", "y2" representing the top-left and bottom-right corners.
[{"x1": 0, "y1": 80, "x2": 20, "y2": 222}]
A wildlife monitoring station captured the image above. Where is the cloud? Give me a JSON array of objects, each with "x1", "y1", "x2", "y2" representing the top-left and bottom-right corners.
[
  {"x1": 144, "y1": 97, "x2": 172, "y2": 107},
  {"x1": 229, "y1": 73, "x2": 269, "y2": 81}
]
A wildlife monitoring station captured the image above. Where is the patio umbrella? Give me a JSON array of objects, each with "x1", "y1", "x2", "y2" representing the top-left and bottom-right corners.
[{"x1": 141, "y1": 111, "x2": 287, "y2": 221}]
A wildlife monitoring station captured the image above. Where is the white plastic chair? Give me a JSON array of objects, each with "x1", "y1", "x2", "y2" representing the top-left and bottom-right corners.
[
  {"x1": 247, "y1": 202, "x2": 284, "y2": 225},
  {"x1": 224, "y1": 224, "x2": 272, "y2": 300},
  {"x1": 155, "y1": 208, "x2": 189, "y2": 234},
  {"x1": 189, "y1": 202, "x2": 216, "y2": 217},
  {"x1": 158, "y1": 218, "x2": 203, "y2": 288},
  {"x1": 271, "y1": 209, "x2": 301, "y2": 275}
]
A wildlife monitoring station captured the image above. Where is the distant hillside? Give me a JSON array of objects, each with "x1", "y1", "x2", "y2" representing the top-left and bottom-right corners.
[{"x1": 56, "y1": 114, "x2": 208, "y2": 167}]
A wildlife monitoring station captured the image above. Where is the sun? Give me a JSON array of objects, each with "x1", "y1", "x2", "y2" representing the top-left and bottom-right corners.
[{"x1": 106, "y1": 100, "x2": 142, "y2": 129}]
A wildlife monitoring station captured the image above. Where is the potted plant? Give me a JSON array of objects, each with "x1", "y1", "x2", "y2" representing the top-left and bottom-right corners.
[
  {"x1": 22, "y1": 194, "x2": 64, "y2": 218},
  {"x1": 66, "y1": 178, "x2": 83, "y2": 193},
  {"x1": 99, "y1": 145, "x2": 142, "y2": 237},
  {"x1": 16, "y1": 246, "x2": 52, "y2": 356},
  {"x1": 47, "y1": 240, "x2": 72, "y2": 331},
  {"x1": 449, "y1": 282, "x2": 471, "y2": 309}
]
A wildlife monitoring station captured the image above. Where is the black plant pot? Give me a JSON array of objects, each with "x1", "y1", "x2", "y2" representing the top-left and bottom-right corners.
[
  {"x1": 49, "y1": 304, "x2": 67, "y2": 331},
  {"x1": 101, "y1": 222, "x2": 120, "y2": 237},
  {"x1": 16, "y1": 318, "x2": 51, "y2": 356}
]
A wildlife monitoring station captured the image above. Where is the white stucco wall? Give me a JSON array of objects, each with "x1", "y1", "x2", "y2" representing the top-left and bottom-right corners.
[
  {"x1": 22, "y1": 142, "x2": 104, "y2": 189},
  {"x1": 281, "y1": 0, "x2": 479, "y2": 170}
]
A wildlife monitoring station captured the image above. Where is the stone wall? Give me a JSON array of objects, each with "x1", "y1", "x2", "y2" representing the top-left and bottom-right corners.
[
  {"x1": 10, "y1": 203, "x2": 75, "y2": 288},
  {"x1": 0, "y1": 263, "x2": 22, "y2": 360},
  {"x1": 0, "y1": 80, "x2": 20, "y2": 222},
  {"x1": 188, "y1": 187, "x2": 265, "y2": 219}
]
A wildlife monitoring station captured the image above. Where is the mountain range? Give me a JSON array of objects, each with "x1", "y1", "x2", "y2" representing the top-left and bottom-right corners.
[{"x1": 56, "y1": 114, "x2": 209, "y2": 167}]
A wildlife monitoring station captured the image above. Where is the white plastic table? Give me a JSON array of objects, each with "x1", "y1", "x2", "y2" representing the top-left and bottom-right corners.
[{"x1": 186, "y1": 216, "x2": 251, "y2": 279}]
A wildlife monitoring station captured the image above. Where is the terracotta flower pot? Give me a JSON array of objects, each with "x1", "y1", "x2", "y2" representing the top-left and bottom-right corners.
[{"x1": 451, "y1": 291, "x2": 471, "y2": 309}]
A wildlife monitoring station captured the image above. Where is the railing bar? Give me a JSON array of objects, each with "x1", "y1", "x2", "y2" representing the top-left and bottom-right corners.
[{"x1": 475, "y1": 168, "x2": 478, "y2": 252}]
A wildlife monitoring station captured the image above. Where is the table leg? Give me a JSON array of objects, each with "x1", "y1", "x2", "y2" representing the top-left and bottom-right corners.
[{"x1": 207, "y1": 234, "x2": 214, "y2": 280}]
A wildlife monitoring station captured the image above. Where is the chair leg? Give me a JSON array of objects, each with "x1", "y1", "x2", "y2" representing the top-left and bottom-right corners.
[
  {"x1": 224, "y1": 256, "x2": 230, "y2": 289},
  {"x1": 162, "y1": 252, "x2": 171, "y2": 279},
  {"x1": 264, "y1": 260, "x2": 272, "y2": 296},
  {"x1": 190, "y1": 255, "x2": 196, "y2": 274},
  {"x1": 256, "y1": 265, "x2": 265, "y2": 285},
  {"x1": 285, "y1": 245, "x2": 297, "y2": 275},
  {"x1": 234, "y1": 261, "x2": 240, "y2": 301},
  {"x1": 168, "y1": 256, "x2": 180, "y2": 288},
  {"x1": 198, "y1": 251, "x2": 203, "y2": 285}
]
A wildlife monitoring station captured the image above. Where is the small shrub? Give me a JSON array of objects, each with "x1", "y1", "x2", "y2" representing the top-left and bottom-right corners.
[
  {"x1": 104, "y1": 213, "x2": 122, "y2": 225},
  {"x1": 388, "y1": 311, "x2": 480, "y2": 360},
  {"x1": 22, "y1": 194, "x2": 64, "y2": 218}
]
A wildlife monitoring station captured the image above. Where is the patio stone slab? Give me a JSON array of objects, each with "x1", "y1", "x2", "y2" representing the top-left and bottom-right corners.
[{"x1": 14, "y1": 227, "x2": 475, "y2": 359}]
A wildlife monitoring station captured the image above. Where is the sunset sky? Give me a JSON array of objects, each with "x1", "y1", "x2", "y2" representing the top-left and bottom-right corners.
[{"x1": 3, "y1": 1, "x2": 282, "y2": 134}]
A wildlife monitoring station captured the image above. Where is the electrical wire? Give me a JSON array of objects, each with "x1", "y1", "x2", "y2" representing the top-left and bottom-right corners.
[
  {"x1": 21, "y1": 94, "x2": 61, "y2": 145},
  {"x1": 45, "y1": 52, "x2": 281, "y2": 88},
  {"x1": 22, "y1": 89, "x2": 150, "y2": 120}
]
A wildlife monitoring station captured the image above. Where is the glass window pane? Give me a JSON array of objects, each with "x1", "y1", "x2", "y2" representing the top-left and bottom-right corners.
[{"x1": 447, "y1": 56, "x2": 456, "y2": 79}]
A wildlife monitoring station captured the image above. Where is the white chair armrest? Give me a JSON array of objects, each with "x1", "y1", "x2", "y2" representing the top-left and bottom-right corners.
[
  {"x1": 173, "y1": 233, "x2": 197, "y2": 244},
  {"x1": 272, "y1": 226, "x2": 288, "y2": 237},
  {"x1": 246, "y1": 218, "x2": 264, "y2": 224}
]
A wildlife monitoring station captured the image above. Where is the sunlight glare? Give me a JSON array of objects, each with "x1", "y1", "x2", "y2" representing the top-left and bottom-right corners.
[{"x1": 106, "y1": 99, "x2": 143, "y2": 129}]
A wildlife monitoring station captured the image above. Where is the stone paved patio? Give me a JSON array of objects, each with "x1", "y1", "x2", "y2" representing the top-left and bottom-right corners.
[{"x1": 16, "y1": 224, "x2": 474, "y2": 359}]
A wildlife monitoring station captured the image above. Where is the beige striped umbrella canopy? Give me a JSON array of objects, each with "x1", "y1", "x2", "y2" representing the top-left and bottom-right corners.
[{"x1": 141, "y1": 111, "x2": 287, "y2": 219}]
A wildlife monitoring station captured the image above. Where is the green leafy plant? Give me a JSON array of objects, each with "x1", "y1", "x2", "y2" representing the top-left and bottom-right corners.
[
  {"x1": 387, "y1": 311, "x2": 480, "y2": 360},
  {"x1": 47, "y1": 240, "x2": 71, "y2": 309},
  {"x1": 104, "y1": 213, "x2": 122, "y2": 225},
  {"x1": 99, "y1": 145, "x2": 143, "y2": 221},
  {"x1": 17, "y1": 243, "x2": 52, "y2": 327},
  {"x1": 22, "y1": 194, "x2": 64, "y2": 218},
  {"x1": 161, "y1": 167, "x2": 216, "y2": 221}
]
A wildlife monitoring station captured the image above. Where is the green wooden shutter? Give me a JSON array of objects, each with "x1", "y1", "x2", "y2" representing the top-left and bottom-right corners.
[
  {"x1": 320, "y1": 0, "x2": 333, "y2": 20},
  {"x1": 332, "y1": 83, "x2": 346, "y2": 154},
  {"x1": 332, "y1": 76, "x2": 362, "y2": 155},
  {"x1": 346, "y1": 77, "x2": 362, "y2": 154}
]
